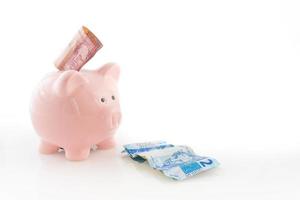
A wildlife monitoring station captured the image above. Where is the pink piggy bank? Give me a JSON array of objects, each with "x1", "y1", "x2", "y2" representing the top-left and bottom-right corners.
[{"x1": 30, "y1": 63, "x2": 121, "y2": 161}]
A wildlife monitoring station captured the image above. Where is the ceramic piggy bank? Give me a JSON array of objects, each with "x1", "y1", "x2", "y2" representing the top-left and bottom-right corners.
[{"x1": 30, "y1": 63, "x2": 121, "y2": 161}]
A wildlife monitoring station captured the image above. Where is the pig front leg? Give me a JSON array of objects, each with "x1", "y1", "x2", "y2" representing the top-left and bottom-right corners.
[
  {"x1": 39, "y1": 140, "x2": 59, "y2": 154},
  {"x1": 97, "y1": 137, "x2": 116, "y2": 150},
  {"x1": 65, "y1": 148, "x2": 91, "y2": 161}
]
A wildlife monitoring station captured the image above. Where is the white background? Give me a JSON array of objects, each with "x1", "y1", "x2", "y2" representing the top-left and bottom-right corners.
[{"x1": 0, "y1": 0, "x2": 299, "y2": 199}]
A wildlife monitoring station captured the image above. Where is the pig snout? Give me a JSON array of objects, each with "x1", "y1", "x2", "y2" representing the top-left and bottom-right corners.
[{"x1": 111, "y1": 112, "x2": 121, "y2": 129}]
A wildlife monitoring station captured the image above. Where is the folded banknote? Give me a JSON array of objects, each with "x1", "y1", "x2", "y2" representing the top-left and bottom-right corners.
[
  {"x1": 55, "y1": 26, "x2": 103, "y2": 71},
  {"x1": 162, "y1": 157, "x2": 219, "y2": 180},
  {"x1": 122, "y1": 141, "x2": 174, "y2": 162},
  {"x1": 122, "y1": 141, "x2": 219, "y2": 180}
]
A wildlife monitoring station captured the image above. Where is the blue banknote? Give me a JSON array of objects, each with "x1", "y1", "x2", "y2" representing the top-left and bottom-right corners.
[
  {"x1": 162, "y1": 157, "x2": 219, "y2": 180},
  {"x1": 122, "y1": 141, "x2": 219, "y2": 180},
  {"x1": 123, "y1": 141, "x2": 174, "y2": 158},
  {"x1": 145, "y1": 146, "x2": 205, "y2": 170}
]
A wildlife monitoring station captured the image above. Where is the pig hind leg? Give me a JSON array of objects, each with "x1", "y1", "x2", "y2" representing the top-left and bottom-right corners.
[
  {"x1": 39, "y1": 140, "x2": 59, "y2": 154},
  {"x1": 97, "y1": 137, "x2": 116, "y2": 150}
]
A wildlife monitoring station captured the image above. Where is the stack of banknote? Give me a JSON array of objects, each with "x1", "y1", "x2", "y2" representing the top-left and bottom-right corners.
[{"x1": 122, "y1": 141, "x2": 219, "y2": 181}]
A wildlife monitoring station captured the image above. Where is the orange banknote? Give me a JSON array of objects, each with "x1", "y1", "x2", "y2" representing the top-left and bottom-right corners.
[{"x1": 55, "y1": 26, "x2": 103, "y2": 71}]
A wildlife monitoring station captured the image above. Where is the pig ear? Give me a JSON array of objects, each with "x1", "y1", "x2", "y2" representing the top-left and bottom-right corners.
[
  {"x1": 53, "y1": 70, "x2": 88, "y2": 96},
  {"x1": 97, "y1": 63, "x2": 120, "y2": 81}
]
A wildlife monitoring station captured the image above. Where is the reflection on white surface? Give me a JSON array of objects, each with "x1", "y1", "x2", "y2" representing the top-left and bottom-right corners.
[{"x1": 0, "y1": 127, "x2": 299, "y2": 200}]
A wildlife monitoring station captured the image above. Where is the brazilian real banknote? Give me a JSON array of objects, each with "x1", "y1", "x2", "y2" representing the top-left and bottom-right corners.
[
  {"x1": 162, "y1": 156, "x2": 219, "y2": 180},
  {"x1": 122, "y1": 141, "x2": 219, "y2": 180},
  {"x1": 122, "y1": 141, "x2": 174, "y2": 162}
]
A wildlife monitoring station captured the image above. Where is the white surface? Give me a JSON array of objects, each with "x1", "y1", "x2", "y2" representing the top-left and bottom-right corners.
[
  {"x1": 1, "y1": 132, "x2": 299, "y2": 200},
  {"x1": 0, "y1": 0, "x2": 300, "y2": 199}
]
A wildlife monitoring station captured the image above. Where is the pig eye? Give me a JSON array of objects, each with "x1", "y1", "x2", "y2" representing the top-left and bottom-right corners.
[
  {"x1": 112, "y1": 95, "x2": 115, "y2": 100},
  {"x1": 100, "y1": 97, "x2": 105, "y2": 103}
]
